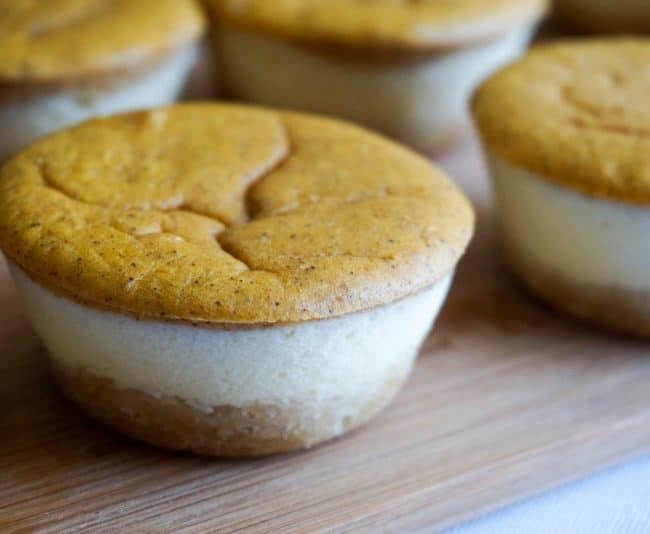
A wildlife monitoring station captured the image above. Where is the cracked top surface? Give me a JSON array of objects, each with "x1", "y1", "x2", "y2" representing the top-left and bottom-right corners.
[
  {"x1": 208, "y1": 0, "x2": 548, "y2": 51},
  {"x1": 0, "y1": 0, "x2": 205, "y2": 82},
  {"x1": 473, "y1": 38, "x2": 650, "y2": 205},
  {"x1": 0, "y1": 103, "x2": 474, "y2": 324}
]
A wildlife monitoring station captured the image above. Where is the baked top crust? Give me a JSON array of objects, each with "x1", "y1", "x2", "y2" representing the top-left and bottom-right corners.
[
  {"x1": 473, "y1": 38, "x2": 650, "y2": 205},
  {"x1": 208, "y1": 0, "x2": 549, "y2": 52},
  {"x1": 0, "y1": 0, "x2": 205, "y2": 82},
  {"x1": 0, "y1": 104, "x2": 474, "y2": 324}
]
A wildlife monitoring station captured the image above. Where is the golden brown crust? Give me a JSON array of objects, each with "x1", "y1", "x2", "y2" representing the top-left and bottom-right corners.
[
  {"x1": 0, "y1": 0, "x2": 205, "y2": 82},
  {"x1": 51, "y1": 362, "x2": 404, "y2": 457},
  {"x1": 0, "y1": 103, "x2": 474, "y2": 324},
  {"x1": 208, "y1": 0, "x2": 549, "y2": 52},
  {"x1": 505, "y1": 242, "x2": 650, "y2": 338},
  {"x1": 473, "y1": 38, "x2": 650, "y2": 205}
]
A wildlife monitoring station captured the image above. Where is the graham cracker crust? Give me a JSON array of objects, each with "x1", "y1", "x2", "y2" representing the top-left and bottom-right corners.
[
  {"x1": 504, "y1": 244, "x2": 650, "y2": 338},
  {"x1": 50, "y1": 362, "x2": 405, "y2": 457}
]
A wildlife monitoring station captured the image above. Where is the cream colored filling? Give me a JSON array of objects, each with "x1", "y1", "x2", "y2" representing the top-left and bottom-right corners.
[
  {"x1": 216, "y1": 26, "x2": 536, "y2": 151},
  {"x1": 10, "y1": 263, "x2": 452, "y2": 416},
  {"x1": 0, "y1": 44, "x2": 199, "y2": 161},
  {"x1": 488, "y1": 155, "x2": 650, "y2": 291}
]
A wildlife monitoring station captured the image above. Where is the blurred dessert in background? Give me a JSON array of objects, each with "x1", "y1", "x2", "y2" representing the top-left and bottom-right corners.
[
  {"x1": 0, "y1": 0, "x2": 205, "y2": 160},
  {"x1": 182, "y1": 38, "x2": 221, "y2": 100},
  {"x1": 554, "y1": 0, "x2": 650, "y2": 34},
  {"x1": 473, "y1": 38, "x2": 650, "y2": 337},
  {"x1": 208, "y1": 0, "x2": 549, "y2": 153}
]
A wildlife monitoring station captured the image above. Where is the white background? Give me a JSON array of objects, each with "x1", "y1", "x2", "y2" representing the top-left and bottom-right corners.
[{"x1": 451, "y1": 455, "x2": 650, "y2": 533}]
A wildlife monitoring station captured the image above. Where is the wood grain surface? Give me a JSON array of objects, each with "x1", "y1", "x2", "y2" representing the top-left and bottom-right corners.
[{"x1": 1, "y1": 140, "x2": 649, "y2": 533}]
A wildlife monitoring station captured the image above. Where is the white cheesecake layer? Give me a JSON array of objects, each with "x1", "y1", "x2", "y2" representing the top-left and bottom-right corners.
[
  {"x1": 0, "y1": 44, "x2": 199, "y2": 161},
  {"x1": 216, "y1": 27, "x2": 535, "y2": 151},
  {"x1": 11, "y1": 264, "x2": 452, "y2": 412},
  {"x1": 488, "y1": 155, "x2": 650, "y2": 290}
]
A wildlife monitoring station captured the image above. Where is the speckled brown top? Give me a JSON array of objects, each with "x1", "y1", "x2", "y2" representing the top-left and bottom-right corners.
[
  {"x1": 208, "y1": 0, "x2": 548, "y2": 51},
  {"x1": 0, "y1": 104, "x2": 474, "y2": 324},
  {"x1": 473, "y1": 38, "x2": 650, "y2": 205},
  {"x1": 0, "y1": 0, "x2": 205, "y2": 82}
]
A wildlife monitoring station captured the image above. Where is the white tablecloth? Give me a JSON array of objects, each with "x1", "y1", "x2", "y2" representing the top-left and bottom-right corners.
[{"x1": 451, "y1": 455, "x2": 650, "y2": 533}]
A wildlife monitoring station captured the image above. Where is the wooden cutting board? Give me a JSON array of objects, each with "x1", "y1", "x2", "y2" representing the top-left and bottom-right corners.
[{"x1": 2, "y1": 140, "x2": 649, "y2": 533}]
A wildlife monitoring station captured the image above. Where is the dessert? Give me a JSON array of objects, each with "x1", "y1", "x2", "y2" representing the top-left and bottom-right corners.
[
  {"x1": 0, "y1": 0, "x2": 205, "y2": 160},
  {"x1": 473, "y1": 39, "x2": 650, "y2": 337},
  {"x1": 0, "y1": 103, "x2": 474, "y2": 456},
  {"x1": 554, "y1": 0, "x2": 650, "y2": 34},
  {"x1": 208, "y1": 0, "x2": 549, "y2": 153}
]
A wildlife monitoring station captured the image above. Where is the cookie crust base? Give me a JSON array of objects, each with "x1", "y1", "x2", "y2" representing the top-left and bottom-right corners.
[
  {"x1": 51, "y1": 362, "x2": 404, "y2": 457},
  {"x1": 505, "y1": 244, "x2": 650, "y2": 338}
]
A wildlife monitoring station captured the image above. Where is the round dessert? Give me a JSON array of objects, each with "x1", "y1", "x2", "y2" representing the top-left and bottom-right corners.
[
  {"x1": 554, "y1": 0, "x2": 650, "y2": 34},
  {"x1": 0, "y1": 0, "x2": 205, "y2": 160},
  {"x1": 207, "y1": 0, "x2": 549, "y2": 153},
  {"x1": 473, "y1": 38, "x2": 650, "y2": 337},
  {"x1": 0, "y1": 103, "x2": 474, "y2": 456}
]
